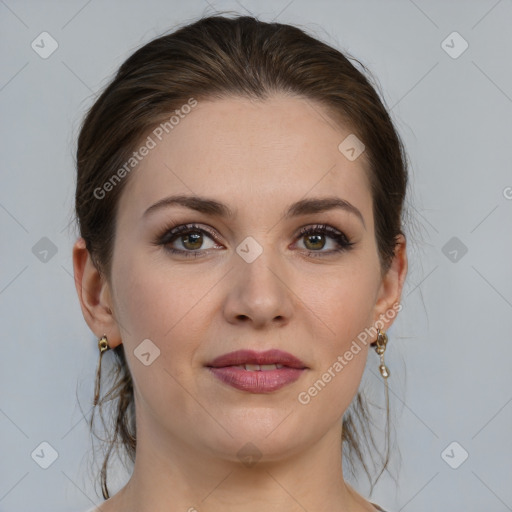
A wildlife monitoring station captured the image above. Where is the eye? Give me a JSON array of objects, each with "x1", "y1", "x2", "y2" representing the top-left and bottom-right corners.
[
  {"x1": 295, "y1": 224, "x2": 354, "y2": 256},
  {"x1": 156, "y1": 223, "x2": 221, "y2": 258},
  {"x1": 155, "y1": 222, "x2": 354, "y2": 258}
]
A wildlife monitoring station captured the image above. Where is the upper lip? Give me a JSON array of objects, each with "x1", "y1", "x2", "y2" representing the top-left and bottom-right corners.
[{"x1": 206, "y1": 349, "x2": 308, "y2": 369}]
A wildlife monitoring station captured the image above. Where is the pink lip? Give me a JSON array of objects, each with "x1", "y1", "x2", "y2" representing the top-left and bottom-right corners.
[
  {"x1": 206, "y1": 349, "x2": 308, "y2": 393},
  {"x1": 207, "y1": 349, "x2": 307, "y2": 369}
]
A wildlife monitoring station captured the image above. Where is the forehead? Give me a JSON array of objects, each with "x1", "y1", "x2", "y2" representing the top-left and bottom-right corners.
[{"x1": 116, "y1": 94, "x2": 372, "y2": 225}]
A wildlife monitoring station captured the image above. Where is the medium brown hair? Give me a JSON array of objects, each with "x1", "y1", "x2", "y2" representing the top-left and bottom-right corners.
[{"x1": 75, "y1": 13, "x2": 408, "y2": 499}]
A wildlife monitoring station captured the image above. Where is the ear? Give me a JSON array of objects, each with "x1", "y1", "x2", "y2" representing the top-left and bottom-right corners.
[
  {"x1": 372, "y1": 234, "x2": 408, "y2": 330},
  {"x1": 72, "y1": 237, "x2": 122, "y2": 348}
]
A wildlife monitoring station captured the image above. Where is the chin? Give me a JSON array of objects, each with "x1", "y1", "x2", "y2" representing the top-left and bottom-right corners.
[{"x1": 195, "y1": 414, "x2": 312, "y2": 464}]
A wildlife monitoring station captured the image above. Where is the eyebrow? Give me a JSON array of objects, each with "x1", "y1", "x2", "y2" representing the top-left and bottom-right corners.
[{"x1": 143, "y1": 194, "x2": 366, "y2": 228}]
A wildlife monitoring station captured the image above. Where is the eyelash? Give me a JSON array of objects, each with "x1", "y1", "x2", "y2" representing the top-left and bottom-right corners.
[{"x1": 154, "y1": 223, "x2": 354, "y2": 258}]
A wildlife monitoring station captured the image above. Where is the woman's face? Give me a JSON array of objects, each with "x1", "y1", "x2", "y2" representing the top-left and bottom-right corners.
[{"x1": 104, "y1": 94, "x2": 404, "y2": 463}]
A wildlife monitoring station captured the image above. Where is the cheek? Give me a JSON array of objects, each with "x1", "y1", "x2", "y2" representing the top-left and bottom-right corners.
[
  {"x1": 296, "y1": 259, "x2": 379, "y2": 411},
  {"x1": 112, "y1": 250, "x2": 206, "y2": 343},
  {"x1": 110, "y1": 253, "x2": 210, "y2": 420},
  {"x1": 110, "y1": 253, "x2": 196, "y2": 399},
  {"x1": 309, "y1": 258, "x2": 380, "y2": 346}
]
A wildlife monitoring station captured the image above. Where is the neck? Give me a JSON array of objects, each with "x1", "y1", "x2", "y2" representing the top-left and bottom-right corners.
[{"x1": 112, "y1": 415, "x2": 374, "y2": 512}]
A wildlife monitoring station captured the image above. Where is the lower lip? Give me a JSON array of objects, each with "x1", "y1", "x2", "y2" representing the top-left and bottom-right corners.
[{"x1": 208, "y1": 366, "x2": 305, "y2": 393}]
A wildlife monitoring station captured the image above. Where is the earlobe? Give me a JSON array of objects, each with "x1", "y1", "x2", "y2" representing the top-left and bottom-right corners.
[{"x1": 72, "y1": 237, "x2": 122, "y2": 347}]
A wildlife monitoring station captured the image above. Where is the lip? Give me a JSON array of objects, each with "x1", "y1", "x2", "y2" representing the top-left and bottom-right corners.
[
  {"x1": 206, "y1": 349, "x2": 307, "y2": 369},
  {"x1": 206, "y1": 349, "x2": 308, "y2": 393}
]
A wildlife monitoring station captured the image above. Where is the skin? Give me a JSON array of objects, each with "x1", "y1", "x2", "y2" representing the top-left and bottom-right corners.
[{"x1": 73, "y1": 94, "x2": 407, "y2": 512}]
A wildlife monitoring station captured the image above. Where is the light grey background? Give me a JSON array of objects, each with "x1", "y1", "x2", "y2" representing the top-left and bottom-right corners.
[{"x1": 1, "y1": 1, "x2": 511, "y2": 511}]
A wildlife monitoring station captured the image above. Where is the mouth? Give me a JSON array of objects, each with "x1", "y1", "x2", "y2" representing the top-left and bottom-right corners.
[{"x1": 205, "y1": 349, "x2": 308, "y2": 393}]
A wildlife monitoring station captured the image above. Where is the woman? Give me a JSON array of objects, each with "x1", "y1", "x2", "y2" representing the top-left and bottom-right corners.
[{"x1": 73, "y1": 13, "x2": 408, "y2": 512}]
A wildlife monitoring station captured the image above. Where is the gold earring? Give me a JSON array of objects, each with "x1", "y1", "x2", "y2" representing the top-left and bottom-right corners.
[
  {"x1": 374, "y1": 329, "x2": 391, "y2": 440},
  {"x1": 374, "y1": 328, "x2": 390, "y2": 378},
  {"x1": 94, "y1": 334, "x2": 110, "y2": 406}
]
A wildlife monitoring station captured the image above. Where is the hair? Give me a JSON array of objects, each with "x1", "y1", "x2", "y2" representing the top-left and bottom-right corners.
[{"x1": 74, "y1": 13, "x2": 408, "y2": 500}]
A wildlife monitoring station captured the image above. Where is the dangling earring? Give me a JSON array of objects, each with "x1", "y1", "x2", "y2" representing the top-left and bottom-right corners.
[
  {"x1": 374, "y1": 328, "x2": 390, "y2": 379},
  {"x1": 373, "y1": 328, "x2": 391, "y2": 452},
  {"x1": 373, "y1": 328, "x2": 390, "y2": 420},
  {"x1": 94, "y1": 334, "x2": 110, "y2": 406}
]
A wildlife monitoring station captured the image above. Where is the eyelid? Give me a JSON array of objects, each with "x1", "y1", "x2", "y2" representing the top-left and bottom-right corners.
[{"x1": 158, "y1": 223, "x2": 221, "y2": 245}]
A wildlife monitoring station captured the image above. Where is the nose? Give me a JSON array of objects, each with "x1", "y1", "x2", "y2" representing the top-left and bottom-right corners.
[{"x1": 222, "y1": 248, "x2": 294, "y2": 329}]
